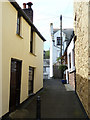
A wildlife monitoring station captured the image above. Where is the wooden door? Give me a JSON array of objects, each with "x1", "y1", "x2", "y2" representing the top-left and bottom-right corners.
[{"x1": 9, "y1": 59, "x2": 22, "y2": 112}]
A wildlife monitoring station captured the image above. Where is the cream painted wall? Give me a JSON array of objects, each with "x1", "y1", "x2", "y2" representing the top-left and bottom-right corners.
[
  {"x1": 0, "y1": 2, "x2": 2, "y2": 118},
  {"x1": 2, "y1": 2, "x2": 44, "y2": 117}
]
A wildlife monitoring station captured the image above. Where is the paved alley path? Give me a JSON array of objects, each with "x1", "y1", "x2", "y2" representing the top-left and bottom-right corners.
[{"x1": 9, "y1": 79, "x2": 88, "y2": 119}]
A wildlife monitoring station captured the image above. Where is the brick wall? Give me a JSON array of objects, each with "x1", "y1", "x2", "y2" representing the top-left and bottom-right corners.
[
  {"x1": 69, "y1": 72, "x2": 75, "y2": 89},
  {"x1": 74, "y1": 1, "x2": 90, "y2": 118}
]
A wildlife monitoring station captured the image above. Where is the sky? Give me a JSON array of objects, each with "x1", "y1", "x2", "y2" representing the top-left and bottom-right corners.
[{"x1": 16, "y1": 0, "x2": 74, "y2": 51}]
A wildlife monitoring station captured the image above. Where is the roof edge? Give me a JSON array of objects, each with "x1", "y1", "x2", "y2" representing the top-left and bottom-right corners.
[{"x1": 8, "y1": 0, "x2": 46, "y2": 42}]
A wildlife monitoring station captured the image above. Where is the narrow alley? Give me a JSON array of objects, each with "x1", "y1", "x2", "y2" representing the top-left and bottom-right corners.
[
  {"x1": 8, "y1": 79, "x2": 88, "y2": 119},
  {"x1": 1, "y1": 0, "x2": 90, "y2": 119}
]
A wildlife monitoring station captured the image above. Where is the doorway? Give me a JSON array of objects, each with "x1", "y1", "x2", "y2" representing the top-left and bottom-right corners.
[
  {"x1": 9, "y1": 58, "x2": 22, "y2": 112},
  {"x1": 28, "y1": 66, "x2": 34, "y2": 96}
]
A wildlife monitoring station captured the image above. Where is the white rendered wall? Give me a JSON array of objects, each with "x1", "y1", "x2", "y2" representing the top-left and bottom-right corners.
[
  {"x1": 54, "y1": 30, "x2": 65, "y2": 56},
  {"x1": 43, "y1": 67, "x2": 50, "y2": 79},
  {"x1": 67, "y1": 38, "x2": 75, "y2": 72},
  {"x1": 53, "y1": 46, "x2": 60, "y2": 64},
  {"x1": 50, "y1": 23, "x2": 53, "y2": 78},
  {"x1": 50, "y1": 25, "x2": 66, "y2": 78},
  {"x1": 46, "y1": 67, "x2": 50, "y2": 79}
]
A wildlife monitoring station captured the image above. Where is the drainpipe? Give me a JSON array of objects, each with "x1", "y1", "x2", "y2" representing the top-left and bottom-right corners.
[{"x1": 50, "y1": 23, "x2": 54, "y2": 78}]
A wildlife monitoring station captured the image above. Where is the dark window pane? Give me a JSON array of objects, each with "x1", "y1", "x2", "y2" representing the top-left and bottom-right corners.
[
  {"x1": 30, "y1": 28, "x2": 33, "y2": 53},
  {"x1": 28, "y1": 66, "x2": 34, "y2": 95},
  {"x1": 17, "y1": 13, "x2": 21, "y2": 35},
  {"x1": 57, "y1": 37, "x2": 61, "y2": 45}
]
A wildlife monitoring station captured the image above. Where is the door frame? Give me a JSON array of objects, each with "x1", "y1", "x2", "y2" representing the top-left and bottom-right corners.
[{"x1": 9, "y1": 58, "x2": 22, "y2": 112}]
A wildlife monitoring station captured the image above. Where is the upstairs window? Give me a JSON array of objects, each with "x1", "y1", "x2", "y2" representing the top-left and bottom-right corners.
[
  {"x1": 57, "y1": 37, "x2": 61, "y2": 45},
  {"x1": 17, "y1": 12, "x2": 21, "y2": 35},
  {"x1": 30, "y1": 27, "x2": 35, "y2": 55},
  {"x1": 30, "y1": 28, "x2": 33, "y2": 53}
]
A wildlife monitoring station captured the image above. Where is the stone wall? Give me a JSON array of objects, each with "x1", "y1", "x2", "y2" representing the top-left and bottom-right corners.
[
  {"x1": 88, "y1": 2, "x2": 90, "y2": 117},
  {"x1": 74, "y1": 1, "x2": 90, "y2": 117}
]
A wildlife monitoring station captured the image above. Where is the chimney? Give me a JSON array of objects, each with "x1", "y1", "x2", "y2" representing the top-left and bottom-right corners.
[
  {"x1": 23, "y1": 2, "x2": 33, "y2": 23},
  {"x1": 50, "y1": 23, "x2": 53, "y2": 37},
  {"x1": 27, "y1": 2, "x2": 33, "y2": 9}
]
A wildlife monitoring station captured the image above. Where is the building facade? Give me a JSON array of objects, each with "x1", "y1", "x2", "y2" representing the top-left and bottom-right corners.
[
  {"x1": 74, "y1": 1, "x2": 90, "y2": 118},
  {"x1": 50, "y1": 23, "x2": 74, "y2": 79},
  {"x1": 43, "y1": 59, "x2": 50, "y2": 79},
  {"x1": 0, "y1": 1, "x2": 45, "y2": 117},
  {"x1": 50, "y1": 23, "x2": 65, "y2": 78},
  {"x1": 66, "y1": 37, "x2": 76, "y2": 88}
]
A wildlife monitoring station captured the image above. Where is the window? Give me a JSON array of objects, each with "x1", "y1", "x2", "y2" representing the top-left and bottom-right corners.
[
  {"x1": 17, "y1": 13, "x2": 21, "y2": 35},
  {"x1": 57, "y1": 37, "x2": 61, "y2": 45},
  {"x1": 69, "y1": 53, "x2": 71, "y2": 69},
  {"x1": 28, "y1": 66, "x2": 34, "y2": 95},
  {"x1": 30, "y1": 27, "x2": 33, "y2": 53}
]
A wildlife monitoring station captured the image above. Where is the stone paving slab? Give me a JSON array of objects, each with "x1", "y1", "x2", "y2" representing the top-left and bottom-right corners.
[{"x1": 9, "y1": 79, "x2": 89, "y2": 119}]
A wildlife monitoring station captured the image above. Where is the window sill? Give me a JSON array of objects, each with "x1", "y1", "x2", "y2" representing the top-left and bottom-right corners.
[
  {"x1": 29, "y1": 52, "x2": 37, "y2": 57},
  {"x1": 16, "y1": 33, "x2": 23, "y2": 39}
]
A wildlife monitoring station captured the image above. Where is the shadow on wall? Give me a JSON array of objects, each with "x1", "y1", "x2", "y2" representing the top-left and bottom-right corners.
[{"x1": 75, "y1": 73, "x2": 90, "y2": 118}]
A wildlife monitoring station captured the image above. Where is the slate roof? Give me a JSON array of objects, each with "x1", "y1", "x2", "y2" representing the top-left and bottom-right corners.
[
  {"x1": 62, "y1": 28, "x2": 74, "y2": 41},
  {"x1": 53, "y1": 28, "x2": 74, "y2": 53},
  {"x1": 53, "y1": 29, "x2": 60, "y2": 34}
]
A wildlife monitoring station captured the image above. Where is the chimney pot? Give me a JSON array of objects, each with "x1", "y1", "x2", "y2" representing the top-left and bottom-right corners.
[
  {"x1": 23, "y1": 3, "x2": 26, "y2": 9},
  {"x1": 27, "y1": 2, "x2": 33, "y2": 9}
]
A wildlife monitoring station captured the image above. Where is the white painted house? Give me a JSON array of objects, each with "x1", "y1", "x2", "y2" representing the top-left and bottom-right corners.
[
  {"x1": 50, "y1": 23, "x2": 65, "y2": 78},
  {"x1": 50, "y1": 23, "x2": 74, "y2": 78},
  {"x1": 66, "y1": 36, "x2": 76, "y2": 88}
]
